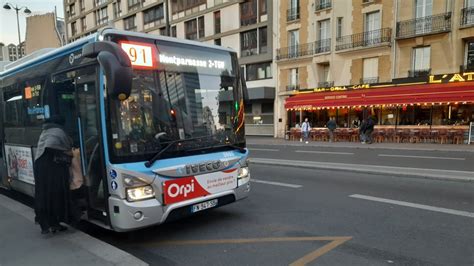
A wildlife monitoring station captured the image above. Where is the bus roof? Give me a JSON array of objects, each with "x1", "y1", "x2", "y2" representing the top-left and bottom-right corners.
[{"x1": 0, "y1": 29, "x2": 236, "y2": 79}]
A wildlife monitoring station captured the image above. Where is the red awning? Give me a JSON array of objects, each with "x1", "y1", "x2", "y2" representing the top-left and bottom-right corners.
[{"x1": 285, "y1": 82, "x2": 474, "y2": 109}]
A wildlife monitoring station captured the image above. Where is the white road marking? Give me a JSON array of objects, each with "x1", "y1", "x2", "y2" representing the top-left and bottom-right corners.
[
  {"x1": 378, "y1": 154, "x2": 465, "y2": 161},
  {"x1": 295, "y1": 150, "x2": 354, "y2": 155},
  {"x1": 349, "y1": 194, "x2": 474, "y2": 218},
  {"x1": 250, "y1": 148, "x2": 280, "y2": 152},
  {"x1": 251, "y1": 179, "x2": 302, "y2": 188}
]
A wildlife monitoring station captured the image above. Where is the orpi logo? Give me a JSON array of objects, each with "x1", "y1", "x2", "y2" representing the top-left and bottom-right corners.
[{"x1": 167, "y1": 179, "x2": 194, "y2": 198}]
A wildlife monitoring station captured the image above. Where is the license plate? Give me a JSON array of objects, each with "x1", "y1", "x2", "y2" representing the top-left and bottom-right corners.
[{"x1": 191, "y1": 199, "x2": 218, "y2": 213}]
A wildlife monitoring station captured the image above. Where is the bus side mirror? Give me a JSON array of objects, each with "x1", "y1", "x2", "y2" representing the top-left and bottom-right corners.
[{"x1": 82, "y1": 41, "x2": 133, "y2": 101}]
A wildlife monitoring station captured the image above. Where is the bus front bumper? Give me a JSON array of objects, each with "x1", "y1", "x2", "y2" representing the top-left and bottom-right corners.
[{"x1": 108, "y1": 182, "x2": 250, "y2": 232}]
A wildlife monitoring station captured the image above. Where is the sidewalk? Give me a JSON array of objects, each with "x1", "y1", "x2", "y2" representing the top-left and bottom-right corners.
[
  {"x1": 0, "y1": 194, "x2": 148, "y2": 266},
  {"x1": 247, "y1": 136, "x2": 474, "y2": 153}
]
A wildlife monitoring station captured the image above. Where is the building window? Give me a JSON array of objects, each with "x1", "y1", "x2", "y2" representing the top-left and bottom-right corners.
[
  {"x1": 113, "y1": 0, "x2": 122, "y2": 18},
  {"x1": 246, "y1": 62, "x2": 272, "y2": 81},
  {"x1": 214, "y1": 11, "x2": 221, "y2": 34},
  {"x1": 128, "y1": 0, "x2": 141, "y2": 11},
  {"x1": 124, "y1": 15, "x2": 137, "y2": 31},
  {"x1": 214, "y1": 38, "x2": 221, "y2": 46},
  {"x1": 318, "y1": 19, "x2": 330, "y2": 41},
  {"x1": 240, "y1": 0, "x2": 257, "y2": 26},
  {"x1": 415, "y1": 0, "x2": 433, "y2": 33},
  {"x1": 95, "y1": 0, "x2": 107, "y2": 6},
  {"x1": 240, "y1": 29, "x2": 257, "y2": 56},
  {"x1": 185, "y1": 19, "x2": 197, "y2": 40},
  {"x1": 198, "y1": 16, "x2": 205, "y2": 38},
  {"x1": 95, "y1": 7, "x2": 108, "y2": 26},
  {"x1": 171, "y1": 0, "x2": 206, "y2": 14},
  {"x1": 319, "y1": 63, "x2": 330, "y2": 83},
  {"x1": 288, "y1": 68, "x2": 299, "y2": 90},
  {"x1": 288, "y1": 30, "x2": 299, "y2": 57},
  {"x1": 259, "y1": 27, "x2": 267, "y2": 54},
  {"x1": 81, "y1": 17, "x2": 86, "y2": 31},
  {"x1": 215, "y1": 0, "x2": 223, "y2": 5},
  {"x1": 288, "y1": 0, "x2": 299, "y2": 21},
  {"x1": 71, "y1": 21, "x2": 77, "y2": 36},
  {"x1": 465, "y1": 41, "x2": 474, "y2": 71},
  {"x1": 336, "y1": 17, "x2": 343, "y2": 39},
  {"x1": 411, "y1": 46, "x2": 431, "y2": 77},
  {"x1": 159, "y1": 27, "x2": 166, "y2": 35},
  {"x1": 80, "y1": 0, "x2": 85, "y2": 11},
  {"x1": 365, "y1": 11, "x2": 381, "y2": 44},
  {"x1": 68, "y1": 3, "x2": 75, "y2": 17},
  {"x1": 362, "y1": 57, "x2": 379, "y2": 84},
  {"x1": 171, "y1": 25, "x2": 177, "y2": 37},
  {"x1": 259, "y1": 0, "x2": 267, "y2": 15},
  {"x1": 143, "y1": 5, "x2": 164, "y2": 27}
]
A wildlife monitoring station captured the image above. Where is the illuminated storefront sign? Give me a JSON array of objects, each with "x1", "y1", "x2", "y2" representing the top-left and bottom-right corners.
[{"x1": 428, "y1": 72, "x2": 474, "y2": 83}]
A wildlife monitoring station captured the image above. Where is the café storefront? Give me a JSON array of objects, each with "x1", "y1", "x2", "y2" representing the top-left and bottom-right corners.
[{"x1": 284, "y1": 73, "x2": 474, "y2": 144}]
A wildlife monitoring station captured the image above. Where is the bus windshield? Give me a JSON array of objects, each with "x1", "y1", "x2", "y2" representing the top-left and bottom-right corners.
[{"x1": 107, "y1": 37, "x2": 245, "y2": 162}]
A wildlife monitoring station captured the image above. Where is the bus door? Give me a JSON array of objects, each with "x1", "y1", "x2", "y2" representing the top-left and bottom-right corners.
[{"x1": 73, "y1": 66, "x2": 108, "y2": 223}]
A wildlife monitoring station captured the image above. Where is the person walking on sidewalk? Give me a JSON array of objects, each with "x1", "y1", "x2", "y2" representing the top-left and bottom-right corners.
[
  {"x1": 301, "y1": 118, "x2": 311, "y2": 144},
  {"x1": 34, "y1": 115, "x2": 73, "y2": 235},
  {"x1": 359, "y1": 119, "x2": 367, "y2": 144},
  {"x1": 327, "y1": 117, "x2": 337, "y2": 142},
  {"x1": 365, "y1": 116, "x2": 375, "y2": 144}
]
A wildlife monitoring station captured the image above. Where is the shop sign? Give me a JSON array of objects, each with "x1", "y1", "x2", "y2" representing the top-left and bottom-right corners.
[
  {"x1": 313, "y1": 84, "x2": 370, "y2": 93},
  {"x1": 428, "y1": 72, "x2": 474, "y2": 83}
]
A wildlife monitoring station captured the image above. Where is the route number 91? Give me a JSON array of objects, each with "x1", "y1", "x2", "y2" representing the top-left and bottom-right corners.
[{"x1": 120, "y1": 42, "x2": 154, "y2": 68}]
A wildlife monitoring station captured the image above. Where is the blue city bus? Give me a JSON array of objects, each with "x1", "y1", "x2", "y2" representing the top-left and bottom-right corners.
[{"x1": 0, "y1": 29, "x2": 250, "y2": 232}]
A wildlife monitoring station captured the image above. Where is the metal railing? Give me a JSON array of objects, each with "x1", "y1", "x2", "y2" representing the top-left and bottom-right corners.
[
  {"x1": 360, "y1": 77, "x2": 379, "y2": 84},
  {"x1": 315, "y1": 0, "x2": 331, "y2": 11},
  {"x1": 318, "y1": 81, "x2": 334, "y2": 88},
  {"x1": 396, "y1": 12, "x2": 451, "y2": 39},
  {"x1": 315, "y1": 38, "x2": 331, "y2": 54},
  {"x1": 277, "y1": 43, "x2": 314, "y2": 60},
  {"x1": 286, "y1": 85, "x2": 300, "y2": 91},
  {"x1": 461, "y1": 7, "x2": 474, "y2": 27},
  {"x1": 336, "y1": 28, "x2": 391, "y2": 51},
  {"x1": 408, "y1": 68, "x2": 431, "y2": 78},
  {"x1": 287, "y1": 7, "x2": 300, "y2": 22},
  {"x1": 460, "y1": 64, "x2": 474, "y2": 72}
]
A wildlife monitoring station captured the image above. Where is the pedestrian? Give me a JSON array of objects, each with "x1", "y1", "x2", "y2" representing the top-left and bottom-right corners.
[
  {"x1": 359, "y1": 119, "x2": 367, "y2": 144},
  {"x1": 34, "y1": 115, "x2": 73, "y2": 234},
  {"x1": 365, "y1": 116, "x2": 375, "y2": 144},
  {"x1": 301, "y1": 118, "x2": 311, "y2": 144},
  {"x1": 326, "y1": 117, "x2": 337, "y2": 142}
]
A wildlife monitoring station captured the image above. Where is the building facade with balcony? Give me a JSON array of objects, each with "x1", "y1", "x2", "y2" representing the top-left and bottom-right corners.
[
  {"x1": 275, "y1": 0, "x2": 474, "y2": 141},
  {"x1": 64, "y1": 0, "x2": 276, "y2": 136}
]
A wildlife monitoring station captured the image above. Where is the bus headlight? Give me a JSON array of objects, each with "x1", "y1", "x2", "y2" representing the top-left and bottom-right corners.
[
  {"x1": 237, "y1": 166, "x2": 250, "y2": 186},
  {"x1": 126, "y1": 185, "x2": 155, "y2": 202}
]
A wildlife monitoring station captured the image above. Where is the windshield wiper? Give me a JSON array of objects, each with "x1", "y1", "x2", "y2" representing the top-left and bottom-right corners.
[{"x1": 144, "y1": 135, "x2": 214, "y2": 168}]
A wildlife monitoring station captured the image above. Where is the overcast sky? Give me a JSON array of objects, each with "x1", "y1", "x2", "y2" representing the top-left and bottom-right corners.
[{"x1": 0, "y1": 0, "x2": 64, "y2": 45}]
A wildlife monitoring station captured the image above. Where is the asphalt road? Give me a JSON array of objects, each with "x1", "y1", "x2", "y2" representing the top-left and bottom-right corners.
[
  {"x1": 248, "y1": 143, "x2": 474, "y2": 172},
  {"x1": 87, "y1": 164, "x2": 474, "y2": 266}
]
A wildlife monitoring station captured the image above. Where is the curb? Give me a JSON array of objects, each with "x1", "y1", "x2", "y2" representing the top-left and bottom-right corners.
[
  {"x1": 246, "y1": 142, "x2": 474, "y2": 153},
  {"x1": 249, "y1": 158, "x2": 474, "y2": 183},
  {"x1": 0, "y1": 194, "x2": 148, "y2": 266}
]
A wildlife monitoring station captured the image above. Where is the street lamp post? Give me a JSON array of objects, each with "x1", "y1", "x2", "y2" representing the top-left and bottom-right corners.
[{"x1": 3, "y1": 3, "x2": 31, "y2": 60}]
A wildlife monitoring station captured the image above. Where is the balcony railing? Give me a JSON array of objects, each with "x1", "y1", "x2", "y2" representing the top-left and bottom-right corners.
[
  {"x1": 461, "y1": 7, "x2": 474, "y2": 27},
  {"x1": 318, "y1": 81, "x2": 334, "y2": 88},
  {"x1": 315, "y1": 38, "x2": 331, "y2": 54},
  {"x1": 460, "y1": 64, "x2": 474, "y2": 72},
  {"x1": 396, "y1": 12, "x2": 451, "y2": 39},
  {"x1": 277, "y1": 43, "x2": 314, "y2": 60},
  {"x1": 287, "y1": 7, "x2": 300, "y2": 22},
  {"x1": 286, "y1": 85, "x2": 300, "y2": 91},
  {"x1": 360, "y1": 77, "x2": 379, "y2": 84},
  {"x1": 335, "y1": 28, "x2": 391, "y2": 51},
  {"x1": 315, "y1": 0, "x2": 331, "y2": 11},
  {"x1": 409, "y1": 68, "x2": 431, "y2": 78}
]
